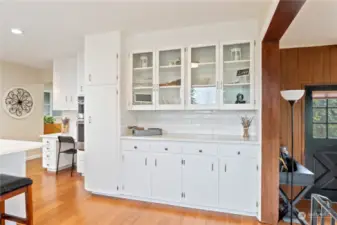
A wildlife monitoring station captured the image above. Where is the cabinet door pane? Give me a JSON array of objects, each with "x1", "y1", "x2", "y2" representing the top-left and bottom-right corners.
[
  {"x1": 158, "y1": 49, "x2": 183, "y2": 107},
  {"x1": 151, "y1": 153, "x2": 182, "y2": 202},
  {"x1": 219, "y1": 157, "x2": 257, "y2": 213},
  {"x1": 182, "y1": 155, "x2": 218, "y2": 207},
  {"x1": 122, "y1": 151, "x2": 150, "y2": 198},
  {"x1": 189, "y1": 46, "x2": 217, "y2": 106},
  {"x1": 222, "y1": 43, "x2": 251, "y2": 105},
  {"x1": 132, "y1": 52, "x2": 154, "y2": 106}
]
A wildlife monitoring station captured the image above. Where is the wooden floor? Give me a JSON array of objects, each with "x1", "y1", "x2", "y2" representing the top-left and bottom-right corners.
[{"x1": 25, "y1": 158, "x2": 314, "y2": 225}]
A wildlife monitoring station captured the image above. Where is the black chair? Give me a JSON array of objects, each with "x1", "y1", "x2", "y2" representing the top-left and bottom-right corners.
[
  {"x1": 57, "y1": 136, "x2": 77, "y2": 177},
  {"x1": 0, "y1": 174, "x2": 33, "y2": 225}
]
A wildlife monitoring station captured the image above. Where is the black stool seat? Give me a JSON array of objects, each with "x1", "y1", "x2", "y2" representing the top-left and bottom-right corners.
[
  {"x1": 62, "y1": 148, "x2": 77, "y2": 154},
  {"x1": 0, "y1": 174, "x2": 33, "y2": 196}
]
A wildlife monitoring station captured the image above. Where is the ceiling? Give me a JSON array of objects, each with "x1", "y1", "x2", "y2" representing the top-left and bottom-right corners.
[
  {"x1": 281, "y1": 0, "x2": 337, "y2": 48},
  {"x1": 0, "y1": 1, "x2": 271, "y2": 69}
]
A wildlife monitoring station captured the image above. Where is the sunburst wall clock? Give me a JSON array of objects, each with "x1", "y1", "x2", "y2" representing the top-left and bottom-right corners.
[{"x1": 3, "y1": 87, "x2": 34, "y2": 119}]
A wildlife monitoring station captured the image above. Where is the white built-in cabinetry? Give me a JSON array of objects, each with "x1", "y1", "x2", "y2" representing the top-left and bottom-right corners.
[
  {"x1": 77, "y1": 52, "x2": 85, "y2": 96},
  {"x1": 53, "y1": 57, "x2": 78, "y2": 110},
  {"x1": 85, "y1": 32, "x2": 120, "y2": 86},
  {"x1": 129, "y1": 41, "x2": 255, "y2": 111},
  {"x1": 84, "y1": 31, "x2": 121, "y2": 194},
  {"x1": 118, "y1": 139, "x2": 259, "y2": 216}
]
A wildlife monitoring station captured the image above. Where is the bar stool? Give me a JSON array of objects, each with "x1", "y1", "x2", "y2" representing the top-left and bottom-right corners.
[
  {"x1": 0, "y1": 174, "x2": 33, "y2": 225},
  {"x1": 57, "y1": 136, "x2": 77, "y2": 177}
]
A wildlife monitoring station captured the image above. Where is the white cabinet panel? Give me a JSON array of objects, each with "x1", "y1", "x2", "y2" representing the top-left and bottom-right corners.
[
  {"x1": 219, "y1": 157, "x2": 257, "y2": 213},
  {"x1": 85, "y1": 85, "x2": 119, "y2": 193},
  {"x1": 53, "y1": 57, "x2": 78, "y2": 110},
  {"x1": 122, "y1": 151, "x2": 150, "y2": 198},
  {"x1": 151, "y1": 153, "x2": 182, "y2": 202},
  {"x1": 182, "y1": 155, "x2": 218, "y2": 207},
  {"x1": 85, "y1": 32, "x2": 120, "y2": 86},
  {"x1": 77, "y1": 52, "x2": 85, "y2": 96}
]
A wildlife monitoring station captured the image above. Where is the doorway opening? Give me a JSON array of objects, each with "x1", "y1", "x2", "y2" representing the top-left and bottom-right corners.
[{"x1": 305, "y1": 85, "x2": 337, "y2": 201}]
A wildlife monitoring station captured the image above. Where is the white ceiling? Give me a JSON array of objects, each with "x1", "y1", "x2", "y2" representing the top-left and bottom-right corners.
[
  {"x1": 281, "y1": 0, "x2": 337, "y2": 48},
  {"x1": 0, "y1": 1, "x2": 271, "y2": 69}
]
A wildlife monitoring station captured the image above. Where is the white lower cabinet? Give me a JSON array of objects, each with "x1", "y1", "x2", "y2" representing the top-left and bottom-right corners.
[
  {"x1": 119, "y1": 139, "x2": 259, "y2": 217},
  {"x1": 182, "y1": 155, "x2": 218, "y2": 207},
  {"x1": 150, "y1": 153, "x2": 182, "y2": 202},
  {"x1": 122, "y1": 151, "x2": 151, "y2": 198},
  {"x1": 219, "y1": 157, "x2": 257, "y2": 213}
]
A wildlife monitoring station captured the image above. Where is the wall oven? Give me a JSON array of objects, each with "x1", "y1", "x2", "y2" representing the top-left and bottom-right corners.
[{"x1": 77, "y1": 96, "x2": 84, "y2": 150}]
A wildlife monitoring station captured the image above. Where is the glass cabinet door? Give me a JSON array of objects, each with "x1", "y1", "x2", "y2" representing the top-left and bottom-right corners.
[
  {"x1": 131, "y1": 51, "x2": 155, "y2": 109},
  {"x1": 157, "y1": 48, "x2": 184, "y2": 109},
  {"x1": 220, "y1": 42, "x2": 253, "y2": 108},
  {"x1": 188, "y1": 45, "x2": 218, "y2": 109}
]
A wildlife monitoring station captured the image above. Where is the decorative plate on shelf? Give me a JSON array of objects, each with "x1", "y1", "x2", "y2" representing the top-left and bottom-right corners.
[{"x1": 3, "y1": 87, "x2": 34, "y2": 119}]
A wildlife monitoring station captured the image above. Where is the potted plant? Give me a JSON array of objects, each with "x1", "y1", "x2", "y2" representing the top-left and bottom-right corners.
[{"x1": 44, "y1": 116, "x2": 61, "y2": 134}]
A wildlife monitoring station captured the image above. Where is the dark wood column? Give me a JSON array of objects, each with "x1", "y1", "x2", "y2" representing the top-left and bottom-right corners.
[{"x1": 261, "y1": 0, "x2": 306, "y2": 224}]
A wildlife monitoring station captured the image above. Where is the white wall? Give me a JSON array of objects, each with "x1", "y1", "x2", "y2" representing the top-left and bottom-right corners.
[
  {"x1": 122, "y1": 20, "x2": 261, "y2": 136},
  {"x1": 0, "y1": 61, "x2": 47, "y2": 158}
]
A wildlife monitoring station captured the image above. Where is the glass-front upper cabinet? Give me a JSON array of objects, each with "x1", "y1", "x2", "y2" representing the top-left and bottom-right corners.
[
  {"x1": 187, "y1": 44, "x2": 218, "y2": 109},
  {"x1": 219, "y1": 41, "x2": 254, "y2": 109},
  {"x1": 130, "y1": 51, "x2": 155, "y2": 110},
  {"x1": 156, "y1": 48, "x2": 185, "y2": 110}
]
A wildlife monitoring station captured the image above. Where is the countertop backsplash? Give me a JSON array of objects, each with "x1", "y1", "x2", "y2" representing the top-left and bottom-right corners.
[{"x1": 134, "y1": 111, "x2": 257, "y2": 136}]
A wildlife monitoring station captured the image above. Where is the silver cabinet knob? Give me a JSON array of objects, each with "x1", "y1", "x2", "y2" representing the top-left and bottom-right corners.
[{"x1": 237, "y1": 151, "x2": 241, "y2": 155}]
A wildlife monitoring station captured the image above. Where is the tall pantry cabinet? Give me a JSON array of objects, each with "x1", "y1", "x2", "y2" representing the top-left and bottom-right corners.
[{"x1": 84, "y1": 31, "x2": 121, "y2": 194}]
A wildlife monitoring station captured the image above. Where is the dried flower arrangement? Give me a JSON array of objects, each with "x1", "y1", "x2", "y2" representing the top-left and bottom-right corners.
[{"x1": 240, "y1": 116, "x2": 254, "y2": 138}]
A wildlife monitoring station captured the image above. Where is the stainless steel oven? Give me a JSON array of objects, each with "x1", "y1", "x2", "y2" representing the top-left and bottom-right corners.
[{"x1": 77, "y1": 96, "x2": 85, "y2": 150}]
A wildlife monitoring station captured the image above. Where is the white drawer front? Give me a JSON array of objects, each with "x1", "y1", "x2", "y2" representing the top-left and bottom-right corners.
[
  {"x1": 121, "y1": 140, "x2": 150, "y2": 151},
  {"x1": 43, "y1": 139, "x2": 56, "y2": 151},
  {"x1": 182, "y1": 143, "x2": 218, "y2": 155},
  {"x1": 150, "y1": 142, "x2": 182, "y2": 153},
  {"x1": 218, "y1": 144, "x2": 257, "y2": 158}
]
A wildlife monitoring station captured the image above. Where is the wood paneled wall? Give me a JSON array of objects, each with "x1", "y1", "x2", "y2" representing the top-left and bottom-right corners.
[{"x1": 280, "y1": 45, "x2": 337, "y2": 164}]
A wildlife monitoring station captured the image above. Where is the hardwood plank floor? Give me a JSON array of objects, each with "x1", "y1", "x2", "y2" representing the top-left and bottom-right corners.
[
  {"x1": 26, "y1": 159, "x2": 261, "y2": 225},
  {"x1": 25, "y1": 158, "x2": 318, "y2": 225}
]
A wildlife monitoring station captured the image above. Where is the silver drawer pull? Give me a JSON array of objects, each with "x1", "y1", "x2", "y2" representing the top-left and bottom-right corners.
[
  {"x1": 164, "y1": 148, "x2": 168, "y2": 151},
  {"x1": 211, "y1": 163, "x2": 214, "y2": 171},
  {"x1": 224, "y1": 164, "x2": 227, "y2": 172},
  {"x1": 199, "y1": 149, "x2": 203, "y2": 153},
  {"x1": 237, "y1": 151, "x2": 241, "y2": 155},
  {"x1": 134, "y1": 146, "x2": 137, "y2": 149}
]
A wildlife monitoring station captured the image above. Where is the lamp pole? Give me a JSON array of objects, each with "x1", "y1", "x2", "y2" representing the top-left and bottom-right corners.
[{"x1": 289, "y1": 100, "x2": 295, "y2": 225}]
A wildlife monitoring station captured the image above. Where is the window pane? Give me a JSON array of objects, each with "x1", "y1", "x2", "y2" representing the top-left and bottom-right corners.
[
  {"x1": 328, "y1": 108, "x2": 337, "y2": 123},
  {"x1": 313, "y1": 99, "x2": 327, "y2": 107},
  {"x1": 44, "y1": 105, "x2": 50, "y2": 116},
  {"x1": 328, "y1": 124, "x2": 337, "y2": 139},
  {"x1": 44, "y1": 92, "x2": 50, "y2": 104},
  {"x1": 52, "y1": 110, "x2": 63, "y2": 117},
  {"x1": 313, "y1": 108, "x2": 327, "y2": 123},
  {"x1": 313, "y1": 124, "x2": 327, "y2": 139},
  {"x1": 328, "y1": 99, "x2": 337, "y2": 107}
]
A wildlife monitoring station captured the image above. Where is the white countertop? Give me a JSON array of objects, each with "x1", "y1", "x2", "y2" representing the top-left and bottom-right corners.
[
  {"x1": 40, "y1": 133, "x2": 76, "y2": 139},
  {"x1": 120, "y1": 133, "x2": 260, "y2": 144},
  {"x1": 0, "y1": 139, "x2": 44, "y2": 156}
]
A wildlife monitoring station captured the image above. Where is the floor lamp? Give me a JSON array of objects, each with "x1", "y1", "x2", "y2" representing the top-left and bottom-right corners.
[{"x1": 281, "y1": 90, "x2": 305, "y2": 225}]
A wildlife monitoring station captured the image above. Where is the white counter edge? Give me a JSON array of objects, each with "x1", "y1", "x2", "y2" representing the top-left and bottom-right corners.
[
  {"x1": 120, "y1": 135, "x2": 260, "y2": 145},
  {"x1": 0, "y1": 139, "x2": 44, "y2": 156}
]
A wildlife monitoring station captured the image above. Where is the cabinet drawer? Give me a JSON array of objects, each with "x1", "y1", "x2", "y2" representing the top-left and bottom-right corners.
[
  {"x1": 42, "y1": 139, "x2": 56, "y2": 150},
  {"x1": 150, "y1": 142, "x2": 182, "y2": 153},
  {"x1": 218, "y1": 144, "x2": 257, "y2": 158},
  {"x1": 121, "y1": 140, "x2": 150, "y2": 151},
  {"x1": 182, "y1": 143, "x2": 217, "y2": 155}
]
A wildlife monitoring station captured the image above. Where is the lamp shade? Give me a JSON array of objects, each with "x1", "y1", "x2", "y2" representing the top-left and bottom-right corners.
[{"x1": 281, "y1": 90, "x2": 305, "y2": 101}]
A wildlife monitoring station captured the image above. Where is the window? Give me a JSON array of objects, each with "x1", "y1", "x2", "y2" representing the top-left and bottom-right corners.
[
  {"x1": 312, "y1": 91, "x2": 337, "y2": 139},
  {"x1": 43, "y1": 91, "x2": 62, "y2": 117}
]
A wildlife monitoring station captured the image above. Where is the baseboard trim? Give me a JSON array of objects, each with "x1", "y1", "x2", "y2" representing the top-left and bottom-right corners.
[
  {"x1": 26, "y1": 154, "x2": 42, "y2": 161},
  {"x1": 89, "y1": 191, "x2": 257, "y2": 218}
]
